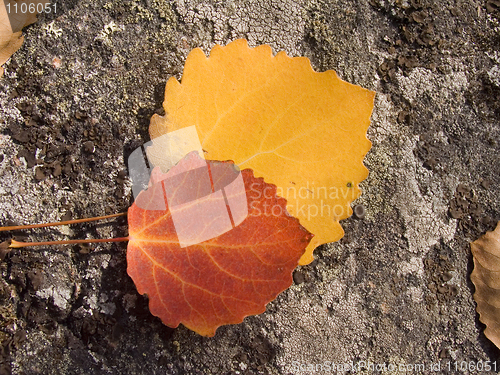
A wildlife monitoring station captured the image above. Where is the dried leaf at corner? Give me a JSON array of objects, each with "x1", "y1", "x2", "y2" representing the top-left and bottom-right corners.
[
  {"x1": 470, "y1": 221, "x2": 500, "y2": 348},
  {"x1": 0, "y1": 1, "x2": 50, "y2": 76}
]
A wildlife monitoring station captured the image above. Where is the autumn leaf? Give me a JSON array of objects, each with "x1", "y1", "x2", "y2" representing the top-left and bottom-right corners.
[
  {"x1": 149, "y1": 39, "x2": 375, "y2": 265},
  {"x1": 0, "y1": 0, "x2": 50, "y2": 77},
  {"x1": 126, "y1": 153, "x2": 313, "y2": 336},
  {"x1": 470, "y1": 221, "x2": 500, "y2": 348}
]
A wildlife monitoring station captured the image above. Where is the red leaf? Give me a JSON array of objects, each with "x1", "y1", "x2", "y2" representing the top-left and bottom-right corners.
[{"x1": 127, "y1": 154, "x2": 313, "y2": 336}]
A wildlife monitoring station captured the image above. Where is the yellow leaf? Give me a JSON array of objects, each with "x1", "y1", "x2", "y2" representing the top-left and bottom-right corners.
[
  {"x1": 471, "y1": 221, "x2": 500, "y2": 348},
  {"x1": 149, "y1": 39, "x2": 374, "y2": 265}
]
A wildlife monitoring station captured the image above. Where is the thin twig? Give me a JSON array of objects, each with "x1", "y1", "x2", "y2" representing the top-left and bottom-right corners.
[
  {"x1": 9, "y1": 237, "x2": 130, "y2": 248},
  {"x1": 0, "y1": 212, "x2": 127, "y2": 232}
]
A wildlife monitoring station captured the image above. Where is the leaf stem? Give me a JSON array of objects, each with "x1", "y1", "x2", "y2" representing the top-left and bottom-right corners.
[
  {"x1": 9, "y1": 237, "x2": 130, "y2": 248},
  {"x1": 0, "y1": 212, "x2": 127, "y2": 232}
]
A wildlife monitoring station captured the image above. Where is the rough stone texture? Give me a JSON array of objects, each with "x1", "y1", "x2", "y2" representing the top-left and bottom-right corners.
[{"x1": 0, "y1": 0, "x2": 499, "y2": 374}]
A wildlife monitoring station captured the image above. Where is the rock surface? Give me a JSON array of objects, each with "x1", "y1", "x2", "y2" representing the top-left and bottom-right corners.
[{"x1": 0, "y1": 0, "x2": 499, "y2": 374}]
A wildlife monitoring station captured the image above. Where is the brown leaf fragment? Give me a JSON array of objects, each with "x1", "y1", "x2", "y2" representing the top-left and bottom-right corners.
[
  {"x1": 0, "y1": 0, "x2": 50, "y2": 77},
  {"x1": 470, "y1": 221, "x2": 500, "y2": 348}
]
